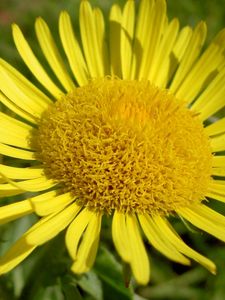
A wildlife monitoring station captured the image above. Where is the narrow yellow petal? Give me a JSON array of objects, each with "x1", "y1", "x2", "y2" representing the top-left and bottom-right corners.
[
  {"x1": 12, "y1": 24, "x2": 63, "y2": 99},
  {"x1": 121, "y1": 0, "x2": 135, "y2": 79},
  {"x1": 0, "y1": 164, "x2": 43, "y2": 179},
  {"x1": 211, "y1": 134, "x2": 225, "y2": 152},
  {"x1": 79, "y1": 0, "x2": 105, "y2": 77},
  {"x1": 192, "y1": 65, "x2": 225, "y2": 120},
  {"x1": 178, "y1": 206, "x2": 225, "y2": 243},
  {"x1": 0, "y1": 91, "x2": 37, "y2": 124},
  {"x1": 175, "y1": 29, "x2": 225, "y2": 103},
  {"x1": 154, "y1": 216, "x2": 216, "y2": 274},
  {"x1": 93, "y1": 8, "x2": 109, "y2": 75},
  {"x1": 166, "y1": 26, "x2": 193, "y2": 83},
  {"x1": 2, "y1": 177, "x2": 57, "y2": 192},
  {"x1": 209, "y1": 180, "x2": 225, "y2": 195},
  {"x1": 0, "y1": 200, "x2": 33, "y2": 225},
  {"x1": 65, "y1": 208, "x2": 92, "y2": 259},
  {"x1": 109, "y1": 4, "x2": 122, "y2": 77},
  {"x1": 138, "y1": 0, "x2": 167, "y2": 81},
  {"x1": 205, "y1": 117, "x2": 225, "y2": 136},
  {"x1": 0, "y1": 182, "x2": 23, "y2": 198},
  {"x1": 0, "y1": 111, "x2": 35, "y2": 149},
  {"x1": 126, "y1": 214, "x2": 150, "y2": 285},
  {"x1": 31, "y1": 192, "x2": 76, "y2": 216},
  {"x1": 152, "y1": 18, "x2": 179, "y2": 87},
  {"x1": 138, "y1": 214, "x2": 190, "y2": 265},
  {"x1": 71, "y1": 212, "x2": 102, "y2": 274},
  {"x1": 35, "y1": 17, "x2": 75, "y2": 91},
  {"x1": 170, "y1": 21, "x2": 207, "y2": 95},
  {"x1": 0, "y1": 237, "x2": 36, "y2": 275},
  {"x1": 59, "y1": 11, "x2": 89, "y2": 86},
  {"x1": 26, "y1": 203, "x2": 80, "y2": 245},
  {"x1": 206, "y1": 191, "x2": 225, "y2": 203},
  {"x1": 212, "y1": 155, "x2": 225, "y2": 167},
  {"x1": 0, "y1": 59, "x2": 52, "y2": 117},
  {"x1": 0, "y1": 143, "x2": 36, "y2": 160},
  {"x1": 131, "y1": 0, "x2": 153, "y2": 79},
  {"x1": 212, "y1": 168, "x2": 225, "y2": 177},
  {"x1": 112, "y1": 211, "x2": 130, "y2": 262}
]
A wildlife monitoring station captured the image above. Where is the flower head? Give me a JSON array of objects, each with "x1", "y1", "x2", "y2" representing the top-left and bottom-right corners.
[{"x1": 0, "y1": 0, "x2": 225, "y2": 285}]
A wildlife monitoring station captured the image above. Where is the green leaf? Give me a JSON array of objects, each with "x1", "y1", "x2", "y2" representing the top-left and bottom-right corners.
[
  {"x1": 94, "y1": 246, "x2": 133, "y2": 300},
  {"x1": 76, "y1": 271, "x2": 103, "y2": 300}
]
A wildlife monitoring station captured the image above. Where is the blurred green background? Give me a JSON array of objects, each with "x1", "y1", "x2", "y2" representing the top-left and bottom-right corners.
[{"x1": 0, "y1": 0, "x2": 225, "y2": 299}]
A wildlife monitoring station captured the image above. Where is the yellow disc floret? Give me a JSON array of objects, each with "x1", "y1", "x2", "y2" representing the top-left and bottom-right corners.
[{"x1": 36, "y1": 78, "x2": 212, "y2": 215}]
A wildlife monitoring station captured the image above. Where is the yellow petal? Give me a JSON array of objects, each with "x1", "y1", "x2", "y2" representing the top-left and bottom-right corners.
[
  {"x1": 26, "y1": 203, "x2": 80, "y2": 245},
  {"x1": 178, "y1": 206, "x2": 225, "y2": 243},
  {"x1": 0, "y1": 142, "x2": 36, "y2": 160},
  {"x1": 209, "y1": 180, "x2": 225, "y2": 195},
  {"x1": 65, "y1": 208, "x2": 92, "y2": 259},
  {"x1": 59, "y1": 11, "x2": 89, "y2": 86},
  {"x1": 126, "y1": 214, "x2": 150, "y2": 285},
  {"x1": 170, "y1": 21, "x2": 207, "y2": 95},
  {"x1": 79, "y1": 0, "x2": 105, "y2": 77},
  {"x1": 35, "y1": 17, "x2": 75, "y2": 92},
  {"x1": 109, "y1": 4, "x2": 122, "y2": 77},
  {"x1": 153, "y1": 215, "x2": 216, "y2": 274},
  {"x1": 166, "y1": 26, "x2": 193, "y2": 84},
  {"x1": 71, "y1": 212, "x2": 102, "y2": 273},
  {"x1": 0, "y1": 182, "x2": 23, "y2": 198},
  {"x1": 206, "y1": 191, "x2": 225, "y2": 203},
  {"x1": 138, "y1": 0, "x2": 167, "y2": 81},
  {"x1": 211, "y1": 134, "x2": 225, "y2": 152},
  {"x1": 152, "y1": 18, "x2": 180, "y2": 87},
  {"x1": 192, "y1": 65, "x2": 225, "y2": 120},
  {"x1": 0, "y1": 164, "x2": 44, "y2": 179},
  {"x1": 0, "y1": 59, "x2": 52, "y2": 118},
  {"x1": 205, "y1": 117, "x2": 225, "y2": 136},
  {"x1": 212, "y1": 168, "x2": 225, "y2": 177},
  {"x1": 31, "y1": 191, "x2": 75, "y2": 216},
  {"x1": 0, "y1": 91, "x2": 36, "y2": 124},
  {"x1": 12, "y1": 24, "x2": 63, "y2": 99},
  {"x1": 138, "y1": 214, "x2": 190, "y2": 265},
  {"x1": 121, "y1": 0, "x2": 135, "y2": 79},
  {"x1": 175, "y1": 29, "x2": 225, "y2": 104},
  {"x1": 212, "y1": 155, "x2": 225, "y2": 167},
  {"x1": 0, "y1": 111, "x2": 35, "y2": 149},
  {"x1": 0, "y1": 237, "x2": 36, "y2": 275},
  {"x1": 2, "y1": 177, "x2": 57, "y2": 192},
  {"x1": 112, "y1": 210, "x2": 130, "y2": 262},
  {"x1": 0, "y1": 200, "x2": 33, "y2": 225}
]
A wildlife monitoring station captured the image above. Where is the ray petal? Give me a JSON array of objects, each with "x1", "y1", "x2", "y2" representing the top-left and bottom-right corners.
[
  {"x1": 0, "y1": 237, "x2": 36, "y2": 275},
  {"x1": 169, "y1": 21, "x2": 207, "y2": 95},
  {"x1": 109, "y1": 4, "x2": 122, "y2": 77},
  {"x1": 191, "y1": 65, "x2": 225, "y2": 120},
  {"x1": 178, "y1": 206, "x2": 225, "y2": 243},
  {"x1": 211, "y1": 133, "x2": 225, "y2": 152},
  {"x1": 0, "y1": 200, "x2": 33, "y2": 225},
  {"x1": 25, "y1": 202, "x2": 80, "y2": 245},
  {"x1": 65, "y1": 208, "x2": 92, "y2": 259},
  {"x1": 31, "y1": 191, "x2": 76, "y2": 216},
  {"x1": 112, "y1": 210, "x2": 130, "y2": 262},
  {"x1": 71, "y1": 212, "x2": 102, "y2": 273},
  {"x1": 35, "y1": 17, "x2": 75, "y2": 91},
  {"x1": 126, "y1": 214, "x2": 150, "y2": 285},
  {"x1": 0, "y1": 59, "x2": 52, "y2": 117},
  {"x1": 138, "y1": 214, "x2": 190, "y2": 265},
  {"x1": 121, "y1": 0, "x2": 135, "y2": 79},
  {"x1": 175, "y1": 29, "x2": 225, "y2": 104},
  {"x1": 0, "y1": 143, "x2": 36, "y2": 160},
  {"x1": 79, "y1": 0, "x2": 105, "y2": 77},
  {"x1": 205, "y1": 117, "x2": 225, "y2": 136},
  {"x1": 0, "y1": 164, "x2": 44, "y2": 180},
  {"x1": 12, "y1": 24, "x2": 63, "y2": 99},
  {"x1": 212, "y1": 155, "x2": 225, "y2": 167},
  {"x1": 59, "y1": 11, "x2": 89, "y2": 86},
  {"x1": 153, "y1": 215, "x2": 216, "y2": 274}
]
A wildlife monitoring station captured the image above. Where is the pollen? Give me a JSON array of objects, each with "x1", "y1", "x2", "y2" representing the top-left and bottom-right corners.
[{"x1": 36, "y1": 78, "x2": 213, "y2": 215}]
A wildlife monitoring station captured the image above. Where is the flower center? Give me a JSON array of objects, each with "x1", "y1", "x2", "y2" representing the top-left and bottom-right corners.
[{"x1": 36, "y1": 78, "x2": 212, "y2": 215}]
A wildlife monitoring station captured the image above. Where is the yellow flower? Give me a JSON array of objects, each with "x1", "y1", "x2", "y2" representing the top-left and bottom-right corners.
[{"x1": 0, "y1": 0, "x2": 225, "y2": 285}]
